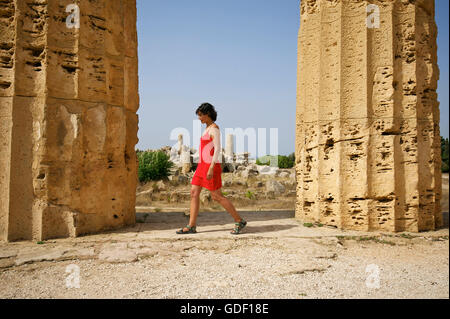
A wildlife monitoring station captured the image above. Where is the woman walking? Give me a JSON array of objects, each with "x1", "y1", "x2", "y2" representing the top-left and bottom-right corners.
[{"x1": 177, "y1": 103, "x2": 247, "y2": 235}]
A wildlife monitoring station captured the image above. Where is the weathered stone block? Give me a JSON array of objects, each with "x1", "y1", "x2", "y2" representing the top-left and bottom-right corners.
[
  {"x1": 0, "y1": 0, "x2": 139, "y2": 242},
  {"x1": 296, "y1": 0, "x2": 441, "y2": 232}
]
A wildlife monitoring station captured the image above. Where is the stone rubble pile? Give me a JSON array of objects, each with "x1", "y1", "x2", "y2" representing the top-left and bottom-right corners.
[
  {"x1": 141, "y1": 133, "x2": 296, "y2": 183},
  {"x1": 137, "y1": 135, "x2": 296, "y2": 206}
]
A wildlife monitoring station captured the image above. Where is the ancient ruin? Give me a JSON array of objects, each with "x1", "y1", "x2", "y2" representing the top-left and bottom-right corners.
[
  {"x1": 0, "y1": 0, "x2": 443, "y2": 241},
  {"x1": 0, "y1": 0, "x2": 139, "y2": 241},
  {"x1": 166, "y1": 133, "x2": 255, "y2": 174},
  {"x1": 136, "y1": 137, "x2": 296, "y2": 214},
  {"x1": 295, "y1": 0, "x2": 442, "y2": 231}
]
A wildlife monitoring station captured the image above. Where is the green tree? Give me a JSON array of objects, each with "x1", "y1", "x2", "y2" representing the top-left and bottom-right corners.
[
  {"x1": 288, "y1": 152, "x2": 295, "y2": 164},
  {"x1": 256, "y1": 155, "x2": 294, "y2": 168},
  {"x1": 442, "y1": 137, "x2": 449, "y2": 173},
  {"x1": 138, "y1": 150, "x2": 174, "y2": 182}
]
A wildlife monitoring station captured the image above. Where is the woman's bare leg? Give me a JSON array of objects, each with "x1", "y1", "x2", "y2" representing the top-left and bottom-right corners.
[
  {"x1": 182, "y1": 185, "x2": 202, "y2": 232},
  {"x1": 209, "y1": 189, "x2": 242, "y2": 222}
]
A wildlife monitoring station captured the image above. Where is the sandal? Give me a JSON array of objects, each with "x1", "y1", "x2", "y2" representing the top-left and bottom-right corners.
[
  {"x1": 231, "y1": 220, "x2": 247, "y2": 235},
  {"x1": 176, "y1": 225, "x2": 197, "y2": 234}
]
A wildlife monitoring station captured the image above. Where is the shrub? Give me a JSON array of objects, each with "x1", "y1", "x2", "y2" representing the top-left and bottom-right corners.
[
  {"x1": 288, "y1": 152, "x2": 295, "y2": 164},
  {"x1": 256, "y1": 155, "x2": 294, "y2": 168},
  {"x1": 442, "y1": 137, "x2": 449, "y2": 173},
  {"x1": 443, "y1": 161, "x2": 449, "y2": 173},
  {"x1": 138, "y1": 150, "x2": 174, "y2": 182}
]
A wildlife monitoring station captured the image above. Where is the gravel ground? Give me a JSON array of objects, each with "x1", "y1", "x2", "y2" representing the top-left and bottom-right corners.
[{"x1": 0, "y1": 225, "x2": 448, "y2": 299}]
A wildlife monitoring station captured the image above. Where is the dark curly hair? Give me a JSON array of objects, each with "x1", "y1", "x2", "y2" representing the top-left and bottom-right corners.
[{"x1": 196, "y1": 103, "x2": 217, "y2": 122}]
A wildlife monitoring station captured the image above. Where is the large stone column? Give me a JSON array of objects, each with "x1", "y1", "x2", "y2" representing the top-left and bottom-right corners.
[
  {"x1": 295, "y1": 0, "x2": 441, "y2": 232},
  {"x1": 0, "y1": 0, "x2": 139, "y2": 241}
]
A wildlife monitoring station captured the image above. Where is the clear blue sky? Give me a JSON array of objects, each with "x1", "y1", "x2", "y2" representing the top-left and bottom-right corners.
[
  {"x1": 436, "y1": 0, "x2": 449, "y2": 139},
  {"x1": 136, "y1": 0, "x2": 449, "y2": 156}
]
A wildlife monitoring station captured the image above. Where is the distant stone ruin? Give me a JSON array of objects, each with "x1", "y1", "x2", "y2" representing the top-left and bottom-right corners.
[{"x1": 154, "y1": 133, "x2": 255, "y2": 175}]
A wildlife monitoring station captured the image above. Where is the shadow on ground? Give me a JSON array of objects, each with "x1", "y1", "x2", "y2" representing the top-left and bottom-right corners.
[{"x1": 99, "y1": 211, "x2": 297, "y2": 234}]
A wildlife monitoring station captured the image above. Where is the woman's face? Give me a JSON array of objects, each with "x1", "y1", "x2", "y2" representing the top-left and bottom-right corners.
[{"x1": 197, "y1": 112, "x2": 210, "y2": 124}]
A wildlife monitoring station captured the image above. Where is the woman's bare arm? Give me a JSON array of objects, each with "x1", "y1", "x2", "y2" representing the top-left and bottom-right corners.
[{"x1": 209, "y1": 126, "x2": 221, "y2": 168}]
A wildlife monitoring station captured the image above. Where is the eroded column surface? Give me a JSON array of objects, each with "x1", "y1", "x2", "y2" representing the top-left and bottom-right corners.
[
  {"x1": 0, "y1": 0, "x2": 139, "y2": 241},
  {"x1": 295, "y1": 0, "x2": 441, "y2": 232}
]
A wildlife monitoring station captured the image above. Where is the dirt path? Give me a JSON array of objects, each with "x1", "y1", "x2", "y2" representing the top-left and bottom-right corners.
[{"x1": 0, "y1": 211, "x2": 448, "y2": 299}]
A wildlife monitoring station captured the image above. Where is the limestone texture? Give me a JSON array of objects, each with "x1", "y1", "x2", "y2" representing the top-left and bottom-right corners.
[
  {"x1": 295, "y1": 0, "x2": 442, "y2": 231},
  {"x1": 0, "y1": 0, "x2": 139, "y2": 241}
]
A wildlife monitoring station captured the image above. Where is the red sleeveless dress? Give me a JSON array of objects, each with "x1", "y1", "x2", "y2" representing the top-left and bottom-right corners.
[{"x1": 191, "y1": 130, "x2": 222, "y2": 191}]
